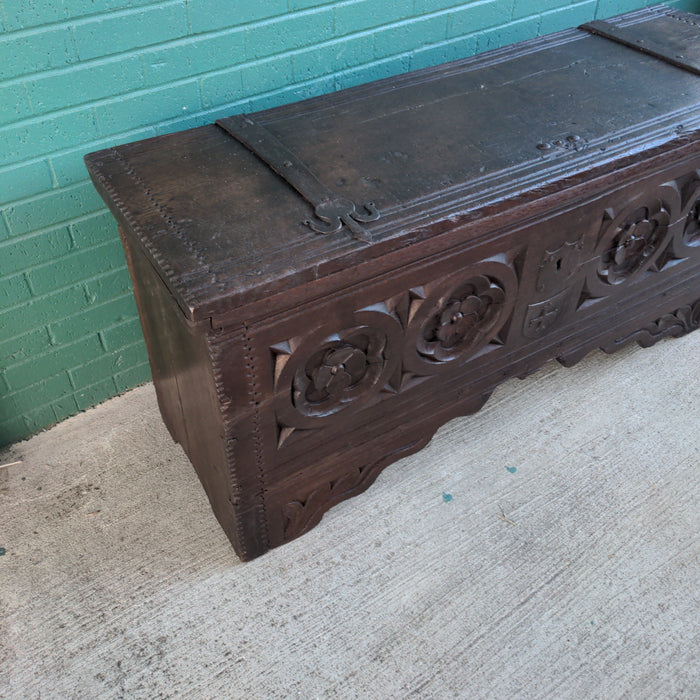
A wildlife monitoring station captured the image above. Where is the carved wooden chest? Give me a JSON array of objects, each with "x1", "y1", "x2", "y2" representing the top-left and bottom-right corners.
[{"x1": 85, "y1": 5, "x2": 700, "y2": 560}]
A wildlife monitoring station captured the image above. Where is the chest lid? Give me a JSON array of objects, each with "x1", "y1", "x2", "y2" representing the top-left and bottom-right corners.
[{"x1": 85, "y1": 5, "x2": 700, "y2": 326}]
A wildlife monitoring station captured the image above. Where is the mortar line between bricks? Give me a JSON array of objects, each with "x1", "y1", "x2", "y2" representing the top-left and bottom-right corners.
[
  {"x1": 2, "y1": 36, "x2": 351, "y2": 129},
  {"x1": 0, "y1": 210, "x2": 107, "y2": 247},
  {"x1": 21, "y1": 271, "x2": 34, "y2": 297},
  {"x1": 74, "y1": 377, "x2": 120, "y2": 409},
  {"x1": 0, "y1": 293, "x2": 135, "y2": 346},
  {"x1": 0, "y1": 125, "x2": 158, "y2": 178},
  {"x1": 0, "y1": 207, "x2": 109, "y2": 244},
  {"x1": 113, "y1": 359, "x2": 150, "y2": 376},
  {"x1": 1, "y1": 177, "x2": 94, "y2": 208},
  {"x1": 0, "y1": 210, "x2": 11, "y2": 235},
  {"x1": 72, "y1": 345, "x2": 148, "y2": 383},
  {"x1": 3, "y1": 360, "x2": 97, "y2": 400},
  {"x1": 1, "y1": 370, "x2": 76, "y2": 406},
  {"x1": 58, "y1": 29, "x2": 479, "y2": 146},
  {"x1": 99, "y1": 315, "x2": 141, "y2": 335},
  {"x1": 2, "y1": 1, "x2": 494, "y2": 92},
  {"x1": 1, "y1": 27, "x2": 239, "y2": 87},
  {"x1": 541, "y1": 0, "x2": 599, "y2": 18},
  {"x1": 0, "y1": 0, "x2": 187, "y2": 43},
  {"x1": 46, "y1": 159, "x2": 60, "y2": 188},
  {"x1": 0, "y1": 72, "x2": 202, "y2": 138},
  {"x1": 26, "y1": 237, "x2": 124, "y2": 276},
  {"x1": 50, "y1": 396, "x2": 80, "y2": 423},
  {"x1": 1, "y1": 205, "x2": 104, "y2": 238},
  {"x1": 3, "y1": 338, "x2": 146, "y2": 389},
  {"x1": 0, "y1": 272, "x2": 132, "y2": 324}
]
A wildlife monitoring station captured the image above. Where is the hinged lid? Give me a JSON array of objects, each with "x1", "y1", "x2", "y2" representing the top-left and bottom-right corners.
[{"x1": 84, "y1": 5, "x2": 700, "y2": 326}]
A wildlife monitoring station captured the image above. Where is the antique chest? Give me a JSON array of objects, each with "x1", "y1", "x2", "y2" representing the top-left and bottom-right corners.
[{"x1": 85, "y1": 5, "x2": 700, "y2": 560}]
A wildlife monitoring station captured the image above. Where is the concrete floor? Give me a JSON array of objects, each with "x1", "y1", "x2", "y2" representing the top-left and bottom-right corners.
[{"x1": 1, "y1": 333, "x2": 699, "y2": 699}]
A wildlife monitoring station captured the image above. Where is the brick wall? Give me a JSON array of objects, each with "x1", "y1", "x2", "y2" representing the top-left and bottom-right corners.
[{"x1": 1, "y1": 0, "x2": 698, "y2": 446}]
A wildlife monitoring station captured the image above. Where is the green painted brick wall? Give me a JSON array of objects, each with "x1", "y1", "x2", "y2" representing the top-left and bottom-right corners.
[{"x1": 1, "y1": 0, "x2": 698, "y2": 446}]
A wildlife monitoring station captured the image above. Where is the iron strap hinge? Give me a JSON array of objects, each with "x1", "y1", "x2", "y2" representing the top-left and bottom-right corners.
[
  {"x1": 217, "y1": 114, "x2": 380, "y2": 243},
  {"x1": 580, "y1": 16, "x2": 700, "y2": 77}
]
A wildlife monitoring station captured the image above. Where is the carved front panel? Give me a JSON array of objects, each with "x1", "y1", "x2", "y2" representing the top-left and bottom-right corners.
[
  {"x1": 256, "y1": 168, "x2": 700, "y2": 459},
  {"x1": 268, "y1": 254, "x2": 520, "y2": 449},
  {"x1": 239, "y1": 165, "x2": 700, "y2": 546}
]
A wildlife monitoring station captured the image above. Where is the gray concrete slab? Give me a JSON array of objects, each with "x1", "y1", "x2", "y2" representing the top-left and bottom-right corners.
[{"x1": 1, "y1": 333, "x2": 699, "y2": 699}]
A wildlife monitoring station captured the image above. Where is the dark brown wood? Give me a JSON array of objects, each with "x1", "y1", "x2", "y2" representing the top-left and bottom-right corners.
[{"x1": 85, "y1": 5, "x2": 700, "y2": 561}]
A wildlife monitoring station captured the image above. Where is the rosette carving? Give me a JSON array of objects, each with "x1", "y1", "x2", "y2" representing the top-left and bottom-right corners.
[
  {"x1": 294, "y1": 330, "x2": 388, "y2": 416},
  {"x1": 417, "y1": 275, "x2": 506, "y2": 362},
  {"x1": 272, "y1": 304, "x2": 403, "y2": 436},
  {"x1": 597, "y1": 202, "x2": 670, "y2": 285},
  {"x1": 580, "y1": 184, "x2": 681, "y2": 302},
  {"x1": 272, "y1": 256, "x2": 519, "y2": 440},
  {"x1": 401, "y1": 256, "x2": 518, "y2": 374}
]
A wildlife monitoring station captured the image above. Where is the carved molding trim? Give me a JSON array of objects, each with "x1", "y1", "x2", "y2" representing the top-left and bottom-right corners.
[
  {"x1": 281, "y1": 436, "x2": 429, "y2": 542},
  {"x1": 280, "y1": 391, "x2": 492, "y2": 542},
  {"x1": 602, "y1": 298, "x2": 700, "y2": 352}
]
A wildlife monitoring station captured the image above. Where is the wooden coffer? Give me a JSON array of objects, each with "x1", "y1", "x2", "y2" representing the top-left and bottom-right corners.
[{"x1": 85, "y1": 6, "x2": 700, "y2": 560}]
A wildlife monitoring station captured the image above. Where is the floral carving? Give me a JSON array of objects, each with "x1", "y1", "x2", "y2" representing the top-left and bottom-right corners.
[
  {"x1": 307, "y1": 346, "x2": 368, "y2": 398},
  {"x1": 298, "y1": 335, "x2": 385, "y2": 411},
  {"x1": 417, "y1": 275, "x2": 507, "y2": 362},
  {"x1": 433, "y1": 296, "x2": 492, "y2": 346},
  {"x1": 597, "y1": 203, "x2": 670, "y2": 284},
  {"x1": 272, "y1": 305, "x2": 404, "y2": 429},
  {"x1": 274, "y1": 258, "x2": 518, "y2": 431}
]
